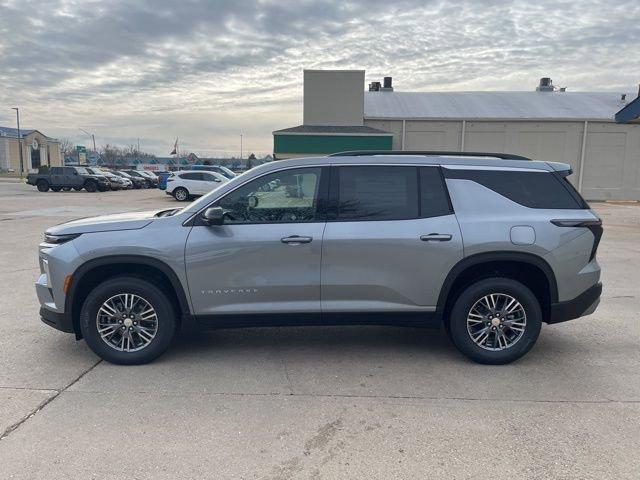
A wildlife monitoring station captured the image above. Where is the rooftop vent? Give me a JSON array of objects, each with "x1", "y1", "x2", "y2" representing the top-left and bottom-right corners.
[
  {"x1": 369, "y1": 81, "x2": 381, "y2": 92},
  {"x1": 536, "y1": 77, "x2": 554, "y2": 92},
  {"x1": 381, "y1": 76, "x2": 393, "y2": 92}
]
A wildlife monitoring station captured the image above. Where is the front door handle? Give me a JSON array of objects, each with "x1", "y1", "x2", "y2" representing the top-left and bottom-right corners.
[
  {"x1": 281, "y1": 235, "x2": 313, "y2": 244},
  {"x1": 420, "y1": 233, "x2": 452, "y2": 242}
]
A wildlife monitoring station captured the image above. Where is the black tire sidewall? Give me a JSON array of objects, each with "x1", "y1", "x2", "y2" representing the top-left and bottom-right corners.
[
  {"x1": 448, "y1": 278, "x2": 542, "y2": 365},
  {"x1": 84, "y1": 180, "x2": 97, "y2": 192},
  {"x1": 80, "y1": 277, "x2": 177, "y2": 365},
  {"x1": 37, "y1": 180, "x2": 49, "y2": 192}
]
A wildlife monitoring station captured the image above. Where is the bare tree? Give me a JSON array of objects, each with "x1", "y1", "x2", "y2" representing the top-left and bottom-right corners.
[{"x1": 59, "y1": 138, "x2": 75, "y2": 156}]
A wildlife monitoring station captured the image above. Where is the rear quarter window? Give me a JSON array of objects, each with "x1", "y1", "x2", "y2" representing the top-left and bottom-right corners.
[{"x1": 444, "y1": 169, "x2": 586, "y2": 209}]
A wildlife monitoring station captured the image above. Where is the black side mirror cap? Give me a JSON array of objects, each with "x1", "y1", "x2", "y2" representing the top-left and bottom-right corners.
[{"x1": 202, "y1": 206, "x2": 224, "y2": 226}]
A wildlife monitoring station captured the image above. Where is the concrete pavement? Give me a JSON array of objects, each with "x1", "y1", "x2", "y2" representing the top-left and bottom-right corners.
[{"x1": 0, "y1": 182, "x2": 638, "y2": 479}]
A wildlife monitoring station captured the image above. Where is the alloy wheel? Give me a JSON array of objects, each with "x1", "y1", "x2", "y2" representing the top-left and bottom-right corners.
[
  {"x1": 466, "y1": 293, "x2": 526, "y2": 351},
  {"x1": 96, "y1": 293, "x2": 158, "y2": 352}
]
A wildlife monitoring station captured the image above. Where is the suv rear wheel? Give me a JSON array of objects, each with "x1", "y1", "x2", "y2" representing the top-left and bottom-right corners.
[
  {"x1": 448, "y1": 278, "x2": 541, "y2": 364},
  {"x1": 79, "y1": 276, "x2": 178, "y2": 365},
  {"x1": 173, "y1": 187, "x2": 189, "y2": 201}
]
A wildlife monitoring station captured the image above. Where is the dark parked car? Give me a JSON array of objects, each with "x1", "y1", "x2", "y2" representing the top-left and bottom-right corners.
[
  {"x1": 85, "y1": 167, "x2": 125, "y2": 190},
  {"x1": 125, "y1": 170, "x2": 158, "y2": 188},
  {"x1": 112, "y1": 171, "x2": 146, "y2": 189},
  {"x1": 26, "y1": 166, "x2": 110, "y2": 192}
]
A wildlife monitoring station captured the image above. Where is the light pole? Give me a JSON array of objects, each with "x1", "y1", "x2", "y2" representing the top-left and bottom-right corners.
[
  {"x1": 240, "y1": 133, "x2": 243, "y2": 159},
  {"x1": 79, "y1": 128, "x2": 96, "y2": 152},
  {"x1": 11, "y1": 108, "x2": 24, "y2": 175}
]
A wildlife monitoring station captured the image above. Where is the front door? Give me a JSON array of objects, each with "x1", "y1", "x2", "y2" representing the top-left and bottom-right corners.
[
  {"x1": 321, "y1": 165, "x2": 463, "y2": 315},
  {"x1": 185, "y1": 166, "x2": 327, "y2": 317}
]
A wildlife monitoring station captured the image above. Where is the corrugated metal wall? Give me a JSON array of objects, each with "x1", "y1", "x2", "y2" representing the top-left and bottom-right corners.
[{"x1": 365, "y1": 119, "x2": 640, "y2": 201}]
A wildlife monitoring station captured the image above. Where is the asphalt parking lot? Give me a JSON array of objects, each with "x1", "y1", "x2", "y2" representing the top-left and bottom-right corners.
[{"x1": 0, "y1": 179, "x2": 638, "y2": 479}]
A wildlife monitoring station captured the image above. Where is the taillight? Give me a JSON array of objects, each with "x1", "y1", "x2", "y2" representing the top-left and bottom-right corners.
[{"x1": 551, "y1": 218, "x2": 603, "y2": 261}]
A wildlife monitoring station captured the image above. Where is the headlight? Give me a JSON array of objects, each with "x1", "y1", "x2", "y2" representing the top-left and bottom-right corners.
[{"x1": 44, "y1": 233, "x2": 81, "y2": 244}]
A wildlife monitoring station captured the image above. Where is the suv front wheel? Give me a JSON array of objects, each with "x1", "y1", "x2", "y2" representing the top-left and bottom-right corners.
[
  {"x1": 448, "y1": 278, "x2": 541, "y2": 365},
  {"x1": 79, "y1": 276, "x2": 178, "y2": 365}
]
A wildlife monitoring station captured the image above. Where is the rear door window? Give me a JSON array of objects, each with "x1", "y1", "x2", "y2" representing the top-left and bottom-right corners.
[
  {"x1": 180, "y1": 172, "x2": 202, "y2": 181},
  {"x1": 332, "y1": 166, "x2": 418, "y2": 221}
]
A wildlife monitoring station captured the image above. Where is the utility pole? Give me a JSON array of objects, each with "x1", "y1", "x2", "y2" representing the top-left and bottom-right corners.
[
  {"x1": 11, "y1": 108, "x2": 24, "y2": 175},
  {"x1": 240, "y1": 133, "x2": 243, "y2": 159}
]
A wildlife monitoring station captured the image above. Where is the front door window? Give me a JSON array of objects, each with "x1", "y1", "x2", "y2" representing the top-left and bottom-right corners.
[{"x1": 216, "y1": 167, "x2": 322, "y2": 224}]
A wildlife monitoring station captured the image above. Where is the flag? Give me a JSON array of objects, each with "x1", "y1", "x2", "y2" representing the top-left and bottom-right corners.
[{"x1": 170, "y1": 137, "x2": 178, "y2": 155}]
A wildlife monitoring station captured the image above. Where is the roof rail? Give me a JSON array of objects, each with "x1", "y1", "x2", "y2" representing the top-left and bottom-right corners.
[{"x1": 328, "y1": 150, "x2": 532, "y2": 161}]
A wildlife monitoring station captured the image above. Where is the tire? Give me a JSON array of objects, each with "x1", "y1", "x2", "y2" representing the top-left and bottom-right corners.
[
  {"x1": 447, "y1": 277, "x2": 542, "y2": 365},
  {"x1": 173, "y1": 187, "x2": 189, "y2": 201},
  {"x1": 36, "y1": 179, "x2": 50, "y2": 192},
  {"x1": 98, "y1": 185, "x2": 109, "y2": 192},
  {"x1": 84, "y1": 179, "x2": 98, "y2": 192},
  {"x1": 73, "y1": 186, "x2": 83, "y2": 191},
  {"x1": 79, "y1": 276, "x2": 178, "y2": 365},
  {"x1": 62, "y1": 187, "x2": 71, "y2": 191},
  {"x1": 51, "y1": 186, "x2": 61, "y2": 192}
]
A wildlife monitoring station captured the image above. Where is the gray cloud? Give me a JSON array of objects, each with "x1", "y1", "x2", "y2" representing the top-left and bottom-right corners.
[{"x1": 0, "y1": 0, "x2": 638, "y2": 156}]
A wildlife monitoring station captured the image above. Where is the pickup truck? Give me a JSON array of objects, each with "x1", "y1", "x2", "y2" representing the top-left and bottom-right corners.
[{"x1": 26, "y1": 166, "x2": 110, "y2": 192}]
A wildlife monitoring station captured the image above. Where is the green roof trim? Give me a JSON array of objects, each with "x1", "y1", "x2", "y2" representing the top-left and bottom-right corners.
[{"x1": 274, "y1": 133, "x2": 392, "y2": 155}]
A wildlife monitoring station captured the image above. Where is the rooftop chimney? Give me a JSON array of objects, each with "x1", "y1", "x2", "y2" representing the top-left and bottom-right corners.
[
  {"x1": 536, "y1": 77, "x2": 554, "y2": 92},
  {"x1": 381, "y1": 76, "x2": 393, "y2": 92}
]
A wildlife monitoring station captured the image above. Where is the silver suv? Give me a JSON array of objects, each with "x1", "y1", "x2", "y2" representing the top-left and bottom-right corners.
[{"x1": 36, "y1": 152, "x2": 602, "y2": 365}]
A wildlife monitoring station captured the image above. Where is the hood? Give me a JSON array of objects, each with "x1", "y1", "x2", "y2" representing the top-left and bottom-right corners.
[{"x1": 46, "y1": 209, "x2": 164, "y2": 235}]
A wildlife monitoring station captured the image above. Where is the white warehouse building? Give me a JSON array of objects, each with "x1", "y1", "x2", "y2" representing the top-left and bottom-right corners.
[{"x1": 274, "y1": 70, "x2": 640, "y2": 201}]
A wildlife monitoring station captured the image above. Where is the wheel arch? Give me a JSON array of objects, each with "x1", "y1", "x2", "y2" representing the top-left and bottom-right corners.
[
  {"x1": 437, "y1": 252, "x2": 558, "y2": 324},
  {"x1": 65, "y1": 255, "x2": 191, "y2": 338}
]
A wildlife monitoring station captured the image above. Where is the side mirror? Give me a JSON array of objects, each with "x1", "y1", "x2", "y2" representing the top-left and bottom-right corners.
[{"x1": 202, "y1": 206, "x2": 224, "y2": 226}]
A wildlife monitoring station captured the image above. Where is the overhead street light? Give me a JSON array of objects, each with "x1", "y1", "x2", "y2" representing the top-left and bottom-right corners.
[{"x1": 79, "y1": 128, "x2": 97, "y2": 152}]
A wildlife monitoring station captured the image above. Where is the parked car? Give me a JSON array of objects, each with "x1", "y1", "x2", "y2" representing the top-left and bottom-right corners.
[
  {"x1": 125, "y1": 170, "x2": 158, "y2": 188},
  {"x1": 166, "y1": 170, "x2": 228, "y2": 201},
  {"x1": 26, "y1": 166, "x2": 110, "y2": 192},
  {"x1": 85, "y1": 167, "x2": 125, "y2": 190},
  {"x1": 112, "y1": 171, "x2": 145, "y2": 189},
  {"x1": 36, "y1": 151, "x2": 602, "y2": 365},
  {"x1": 186, "y1": 164, "x2": 237, "y2": 179}
]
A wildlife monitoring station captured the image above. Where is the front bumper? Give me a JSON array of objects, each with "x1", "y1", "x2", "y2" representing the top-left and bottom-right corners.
[
  {"x1": 548, "y1": 282, "x2": 602, "y2": 324},
  {"x1": 40, "y1": 307, "x2": 74, "y2": 333}
]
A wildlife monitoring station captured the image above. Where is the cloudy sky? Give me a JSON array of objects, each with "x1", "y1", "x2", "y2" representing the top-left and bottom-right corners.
[{"x1": 1, "y1": 0, "x2": 638, "y2": 157}]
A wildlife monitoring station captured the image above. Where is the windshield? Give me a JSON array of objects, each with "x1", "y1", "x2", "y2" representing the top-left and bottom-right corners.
[{"x1": 118, "y1": 171, "x2": 132, "y2": 178}]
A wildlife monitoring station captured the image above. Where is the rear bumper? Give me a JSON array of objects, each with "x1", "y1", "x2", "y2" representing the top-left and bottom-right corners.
[
  {"x1": 40, "y1": 307, "x2": 74, "y2": 333},
  {"x1": 548, "y1": 282, "x2": 602, "y2": 324}
]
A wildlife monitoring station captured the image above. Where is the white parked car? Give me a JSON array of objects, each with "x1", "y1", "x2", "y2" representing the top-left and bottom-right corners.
[{"x1": 166, "y1": 170, "x2": 228, "y2": 201}]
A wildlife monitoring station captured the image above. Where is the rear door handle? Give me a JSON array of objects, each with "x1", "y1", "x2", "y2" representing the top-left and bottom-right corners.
[
  {"x1": 281, "y1": 235, "x2": 313, "y2": 244},
  {"x1": 420, "y1": 233, "x2": 452, "y2": 242}
]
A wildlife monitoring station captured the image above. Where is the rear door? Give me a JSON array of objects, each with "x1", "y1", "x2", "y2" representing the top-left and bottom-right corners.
[
  {"x1": 321, "y1": 165, "x2": 463, "y2": 315},
  {"x1": 50, "y1": 167, "x2": 64, "y2": 186}
]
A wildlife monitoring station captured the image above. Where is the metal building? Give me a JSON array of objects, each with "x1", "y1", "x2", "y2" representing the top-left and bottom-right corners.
[{"x1": 274, "y1": 71, "x2": 640, "y2": 201}]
